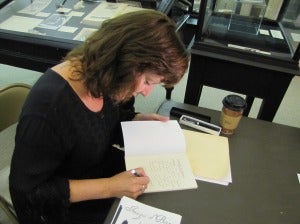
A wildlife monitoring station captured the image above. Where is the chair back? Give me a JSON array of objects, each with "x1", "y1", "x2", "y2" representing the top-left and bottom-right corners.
[
  {"x1": 0, "y1": 113, "x2": 20, "y2": 223},
  {"x1": 0, "y1": 83, "x2": 31, "y2": 132}
]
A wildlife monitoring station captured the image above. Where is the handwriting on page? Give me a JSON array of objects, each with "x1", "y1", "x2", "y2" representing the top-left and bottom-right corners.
[
  {"x1": 147, "y1": 158, "x2": 185, "y2": 189},
  {"x1": 113, "y1": 196, "x2": 182, "y2": 224},
  {"x1": 125, "y1": 152, "x2": 196, "y2": 192}
]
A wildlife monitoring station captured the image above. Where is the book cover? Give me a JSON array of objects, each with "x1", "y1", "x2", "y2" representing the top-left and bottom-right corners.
[{"x1": 111, "y1": 196, "x2": 182, "y2": 224}]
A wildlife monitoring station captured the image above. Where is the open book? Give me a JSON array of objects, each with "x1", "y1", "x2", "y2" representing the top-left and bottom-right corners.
[{"x1": 121, "y1": 120, "x2": 198, "y2": 193}]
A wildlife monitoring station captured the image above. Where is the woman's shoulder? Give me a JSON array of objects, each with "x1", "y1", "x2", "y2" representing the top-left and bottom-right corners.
[{"x1": 22, "y1": 69, "x2": 74, "y2": 117}]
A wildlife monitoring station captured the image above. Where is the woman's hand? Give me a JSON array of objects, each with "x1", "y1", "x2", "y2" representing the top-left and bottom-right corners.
[
  {"x1": 133, "y1": 113, "x2": 169, "y2": 122},
  {"x1": 108, "y1": 168, "x2": 150, "y2": 199}
]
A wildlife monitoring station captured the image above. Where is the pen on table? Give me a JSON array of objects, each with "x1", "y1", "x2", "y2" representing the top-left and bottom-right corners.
[
  {"x1": 61, "y1": 0, "x2": 67, "y2": 6},
  {"x1": 130, "y1": 169, "x2": 141, "y2": 177},
  {"x1": 57, "y1": 0, "x2": 67, "y2": 8}
]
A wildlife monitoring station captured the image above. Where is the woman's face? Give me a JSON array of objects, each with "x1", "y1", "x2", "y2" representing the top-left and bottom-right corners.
[{"x1": 133, "y1": 72, "x2": 165, "y2": 97}]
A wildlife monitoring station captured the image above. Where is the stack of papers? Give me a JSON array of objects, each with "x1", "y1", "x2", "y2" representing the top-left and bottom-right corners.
[{"x1": 184, "y1": 129, "x2": 232, "y2": 185}]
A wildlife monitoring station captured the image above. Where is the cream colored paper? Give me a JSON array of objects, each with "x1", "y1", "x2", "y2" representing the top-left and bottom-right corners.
[{"x1": 183, "y1": 130, "x2": 232, "y2": 185}]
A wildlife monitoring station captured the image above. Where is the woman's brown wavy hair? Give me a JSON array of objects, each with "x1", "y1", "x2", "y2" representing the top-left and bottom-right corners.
[{"x1": 64, "y1": 9, "x2": 189, "y2": 102}]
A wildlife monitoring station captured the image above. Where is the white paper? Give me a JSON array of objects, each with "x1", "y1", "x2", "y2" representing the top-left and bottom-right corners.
[
  {"x1": 69, "y1": 11, "x2": 85, "y2": 17},
  {"x1": 270, "y1": 29, "x2": 284, "y2": 39},
  {"x1": 36, "y1": 12, "x2": 51, "y2": 18},
  {"x1": 58, "y1": 25, "x2": 78, "y2": 33},
  {"x1": 111, "y1": 196, "x2": 182, "y2": 224},
  {"x1": 259, "y1": 29, "x2": 270, "y2": 36},
  {"x1": 18, "y1": 0, "x2": 52, "y2": 15},
  {"x1": 73, "y1": 28, "x2": 97, "y2": 41},
  {"x1": 0, "y1": 16, "x2": 43, "y2": 33},
  {"x1": 56, "y1": 7, "x2": 72, "y2": 14},
  {"x1": 291, "y1": 33, "x2": 300, "y2": 42},
  {"x1": 81, "y1": 2, "x2": 128, "y2": 27},
  {"x1": 121, "y1": 120, "x2": 185, "y2": 156},
  {"x1": 297, "y1": 173, "x2": 300, "y2": 184}
]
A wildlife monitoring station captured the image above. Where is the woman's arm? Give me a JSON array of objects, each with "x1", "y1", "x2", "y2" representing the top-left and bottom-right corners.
[{"x1": 69, "y1": 168, "x2": 149, "y2": 202}]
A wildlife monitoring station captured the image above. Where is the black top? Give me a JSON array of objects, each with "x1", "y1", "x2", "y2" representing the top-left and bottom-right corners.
[{"x1": 9, "y1": 69, "x2": 136, "y2": 224}]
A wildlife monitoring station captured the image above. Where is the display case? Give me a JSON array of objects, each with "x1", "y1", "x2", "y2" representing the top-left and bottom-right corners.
[
  {"x1": 228, "y1": 0, "x2": 266, "y2": 35},
  {"x1": 191, "y1": 0, "x2": 300, "y2": 73},
  {"x1": 0, "y1": 0, "x2": 177, "y2": 72}
]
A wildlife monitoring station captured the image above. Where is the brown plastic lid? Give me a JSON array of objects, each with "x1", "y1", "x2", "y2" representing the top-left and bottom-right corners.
[{"x1": 222, "y1": 95, "x2": 247, "y2": 111}]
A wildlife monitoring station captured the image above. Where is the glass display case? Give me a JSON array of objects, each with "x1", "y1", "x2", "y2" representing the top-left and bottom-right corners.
[
  {"x1": 191, "y1": 0, "x2": 300, "y2": 72},
  {"x1": 0, "y1": 0, "x2": 177, "y2": 72},
  {"x1": 279, "y1": 0, "x2": 300, "y2": 60},
  {"x1": 227, "y1": 0, "x2": 267, "y2": 35}
]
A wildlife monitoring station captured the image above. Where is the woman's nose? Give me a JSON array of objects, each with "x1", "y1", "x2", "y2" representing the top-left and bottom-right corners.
[{"x1": 140, "y1": 85, "x2": 154, "y2": 96}]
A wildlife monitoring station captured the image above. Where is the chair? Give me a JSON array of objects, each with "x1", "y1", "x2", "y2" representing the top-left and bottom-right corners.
[
  {"x1": 0, "y1": 83, "x2": 31, "y2": 132},
  {"x1": 0, "y1": 83, "x2": 31, "y2": 224},
  {"x1": 0, "y1": 123, "x2": 19, "y2": 224},
  {"x1": 0, "y1": 167, "x2": 18, "y2": 224}
]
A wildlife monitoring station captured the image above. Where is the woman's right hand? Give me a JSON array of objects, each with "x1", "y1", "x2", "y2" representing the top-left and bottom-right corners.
[{"x1": 108, "y1": 167, "x2": 150, "y2": 199}]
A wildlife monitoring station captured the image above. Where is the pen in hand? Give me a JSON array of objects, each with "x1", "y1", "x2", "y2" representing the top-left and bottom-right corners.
[
  {"x1": 130, "y1": 169, "x2": 141, "y2": 177},
  {"x1": 130, "y1": 169, "x2": 149, "y2": 193}
]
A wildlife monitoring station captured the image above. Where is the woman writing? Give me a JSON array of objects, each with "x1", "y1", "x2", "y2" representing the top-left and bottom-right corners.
[{"x1": 9, "y1": 10, "x2": 189, "y2": 224}]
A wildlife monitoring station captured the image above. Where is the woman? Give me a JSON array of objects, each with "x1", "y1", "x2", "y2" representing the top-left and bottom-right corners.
[{"x1": 9, "y1": 9, "x2": 189, "y2": 224}]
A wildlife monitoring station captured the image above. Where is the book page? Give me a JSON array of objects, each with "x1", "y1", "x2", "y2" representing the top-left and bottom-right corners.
[
  {"x1": 111, "y1": 196, "x2": 182, "y2": 224},
  {"x1": 183, "y1": 130, "x2": 232, "y2": 184},
  {"x1": 121, "y1": 120, "x2": 186, "y2": 156},
  {"x1": 126, "y1": 153, "x2": 197, "y2": 192}
]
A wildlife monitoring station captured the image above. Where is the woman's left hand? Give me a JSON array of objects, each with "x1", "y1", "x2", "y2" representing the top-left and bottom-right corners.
[{"x1": 133, "y1": 113, "x2": 169, "y2": 122}]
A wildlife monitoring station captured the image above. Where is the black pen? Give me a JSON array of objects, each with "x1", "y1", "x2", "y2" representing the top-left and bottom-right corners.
[
  {"x1": 57, "y1": 0, "x2": 67, "y2": 8},
  {"x1": 61, "y1": 0, "x2": 67, "y2": 6},
  {"x1": 130, "y1": 169, "x2": 141, "y2": 177}
]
